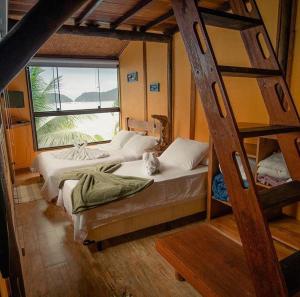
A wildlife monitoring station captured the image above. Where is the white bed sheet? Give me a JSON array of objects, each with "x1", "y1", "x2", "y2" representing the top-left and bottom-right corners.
[
  {"x1": 57, "y1": 160, "x2": 208, "y2": 242},
  {"x1": 32, "y1": 143, "x2": 138, "y2": 201}
]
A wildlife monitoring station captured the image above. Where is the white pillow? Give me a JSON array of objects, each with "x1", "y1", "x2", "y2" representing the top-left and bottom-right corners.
[
  {"x1": 159, "y1": 138, "x2": 209, "y2": 170},
  {"x1": 110, "y1": 130, "x2": 136, "y2": 148},
  {"x1": 123, "y1": 134, "x2": 158, "y2": 157}
]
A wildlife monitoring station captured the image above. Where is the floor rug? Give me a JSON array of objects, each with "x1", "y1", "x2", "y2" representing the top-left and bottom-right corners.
[{"x1": 14, "y1": 183, "x2": 43, "y2": 204}]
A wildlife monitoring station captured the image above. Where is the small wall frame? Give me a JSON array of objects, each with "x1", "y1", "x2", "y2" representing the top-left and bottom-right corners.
[
  {"x1": 149, "y1": 82, "x2": 160, "y2": 92},
  {"x1": 127, "y1": 71, "x2": 138, "y2": 83}
]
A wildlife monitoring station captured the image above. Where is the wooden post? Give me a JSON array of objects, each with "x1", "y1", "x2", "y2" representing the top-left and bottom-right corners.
[
  {"x1": 0, "y1": 0, "x2": 7, "y2": 37},
  {"x1": 276, "y1": 0, "x2": 298, "y2": 79},
  {"x1": 0, "y1": 0, "x2": 88, "y2": 92}
]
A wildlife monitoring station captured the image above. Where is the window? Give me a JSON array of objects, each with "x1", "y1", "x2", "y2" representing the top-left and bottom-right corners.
[{"x1": 27, "y1": 59, "x2": 120, "y2": 149}]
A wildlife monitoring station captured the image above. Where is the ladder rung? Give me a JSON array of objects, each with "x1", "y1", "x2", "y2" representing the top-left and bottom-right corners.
[
  {"x1": 280, "y1": 251, "x2": 300, "y2": 296},
  {"x1": 260, "y1": 181, "x2": 300, "y2": 211},
  {"x1": 239, "y1": 125, "x2": 300, "y2": 138},
  {"x1": 199, "y1": 7, "x2": 262, "y2": 30},
  {"x1": 219, "y1": 66, "x2": 281, "y2": 78}
]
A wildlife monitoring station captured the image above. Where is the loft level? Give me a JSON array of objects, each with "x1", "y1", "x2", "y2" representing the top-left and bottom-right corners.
[
  {"x1": 218, "y1": 66, "x2": 281, "y2": 78},
  {"x1": 210, "y1": 214, "x2": 296, "y2": 261},
  {"x1": 260, "y1": 181, "x2": 300, "y2": 211},
  {"x1": 156, "y1": 224, "x2": 256, "y2": 297},
  {"x1": 210, "y1": 215, "x2": 300, "y2": 296},
  {"x1": 239, "y1": 124, "x2": 300, "y2": 138},
  {"x1": 281, "y1": 251, "x2": 300, "y2": 297},
  {"x1": 199, "y1": 7, "x2": 262, "y2": 30}
]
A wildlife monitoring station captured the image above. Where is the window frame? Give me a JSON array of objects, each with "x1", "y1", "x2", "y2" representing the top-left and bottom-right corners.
[{"x1": 26, "y1": 58, "x2": 121, "y2": 151}]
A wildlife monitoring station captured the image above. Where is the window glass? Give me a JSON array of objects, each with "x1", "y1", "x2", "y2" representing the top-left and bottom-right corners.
[
  {"x1": 35, "y1": 112, "x2": 120, "y2": 149},
  {"x1": 99, "y1": 68, "x2": 119, "y2": 108},
  {"x1": 57, "y1": 67, "x2": 101, "y2": 110},
  {"x1": 28, "y1": 63, "x2": 120, "y2": 149},
  {"x1": 29, "y1": 66, "x2": 59, "y2": 112}
]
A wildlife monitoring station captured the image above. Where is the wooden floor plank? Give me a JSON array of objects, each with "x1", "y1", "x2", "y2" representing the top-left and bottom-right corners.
[
  {"x1": 269, "y1": 216, "x2": 300, "y2": 250},
  {"x1": 156, "y1": 223, "x2": 256, "y2": 297},
  {"x1": 210, "y1": 214, "x2": 297, "y2": 261},
  {"x1": 15, "y1": 196, "x2": 202, "y2": 297}
]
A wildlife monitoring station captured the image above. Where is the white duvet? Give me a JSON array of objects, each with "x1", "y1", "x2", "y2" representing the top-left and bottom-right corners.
[
  {"x1": 57, "y1": 159, "x2": 208, "y2": 242},
  {"x1": 32, "y1": 143, "x2": 138, "y2": 200}
]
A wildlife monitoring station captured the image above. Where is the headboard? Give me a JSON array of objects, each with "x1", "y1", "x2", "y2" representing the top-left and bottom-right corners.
[{"x1": 125, "y1": 115, "x2": 169, "y2": 150}]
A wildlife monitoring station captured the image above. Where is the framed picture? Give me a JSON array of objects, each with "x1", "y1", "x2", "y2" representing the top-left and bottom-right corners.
[
  {"x1": 150, "y1": 82, "x2": 160, "y2": 92},
  {"x1": 127, "y1": 72, "x2": 138, "y2": 83}
]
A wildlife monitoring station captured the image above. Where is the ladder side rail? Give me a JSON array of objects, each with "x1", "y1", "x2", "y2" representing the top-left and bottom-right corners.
[
  {"x1": 171, "y1": 1, "x2": 288, "y2": 296},
  {"x1": 230, "y1": 0, "x2": 300, "y2": 179}
]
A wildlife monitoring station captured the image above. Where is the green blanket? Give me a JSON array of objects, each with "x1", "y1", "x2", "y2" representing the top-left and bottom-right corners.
[{"x1": 58, "y1": 163, "x2": 154, "y2": 214}]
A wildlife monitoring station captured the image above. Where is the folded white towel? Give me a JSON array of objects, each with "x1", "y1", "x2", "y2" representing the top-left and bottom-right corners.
[
  {"x1": 143, "y1": 152, "x2": 160, "y2": 176},
  {"x1": 257, "y1": 152, "x2": 290, "y2": 179},
  {"x1": 54, "y1": 141, "x2": 109, "y2": 160}
]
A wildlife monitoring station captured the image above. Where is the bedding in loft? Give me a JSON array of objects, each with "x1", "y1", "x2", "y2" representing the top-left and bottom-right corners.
[
  {"x1": 256, "y1": 152, "x2": 291, "y2": 187},
  {"x1": 31, "y1": 131, "x2": 158, "y2": 200},
  {"x1": 57, "y1": 138, "x2": 209, "y2": 242}
]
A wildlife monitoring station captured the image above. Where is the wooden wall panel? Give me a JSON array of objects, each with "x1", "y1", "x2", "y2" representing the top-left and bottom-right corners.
[
  {"x1": 120, "y1": 41, "x2": 146, "y2": 128},
  {"x1": 289, "y1": 1, "x2": 300, "y2": 219},
  {"x1": 172, "y1": 33, "x2": 192, "y2": 140},
  {"x1": 146, "y1": 42, "x2": 168, "y2": 119},
  {"x1": 119, "y1": 41, "x2": 169, "y2": 129},
  {"x1": 6, "y1": 70, "x2": 36, "y2": 169},
  {"x1": 290, "y1": 2, "x2": 300, "y2": 111}
]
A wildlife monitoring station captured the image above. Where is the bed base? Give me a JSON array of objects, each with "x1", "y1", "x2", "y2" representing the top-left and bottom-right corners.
[{"x1": 84, "y1": 197, "x2": 206, "y2": 248}]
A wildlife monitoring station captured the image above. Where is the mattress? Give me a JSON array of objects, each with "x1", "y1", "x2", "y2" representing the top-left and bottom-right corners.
[
  {"x1": 32, "y1": 143, "x2": 138, "y2": 201},
  {"x1": 57, "y1": 160, "x2": 208, "y2": 242}
]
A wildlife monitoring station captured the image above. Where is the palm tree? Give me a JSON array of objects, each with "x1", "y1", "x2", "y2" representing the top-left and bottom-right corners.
[{"x1": 29, "y1": 67, "x2": 98, "y2": 148}]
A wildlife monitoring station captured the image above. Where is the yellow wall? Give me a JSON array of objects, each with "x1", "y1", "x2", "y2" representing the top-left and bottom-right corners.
[
  {"x1": 289, "y1": 2, "x2": 300, "y2": 219},
  {"x1": 146, "y1": 42, "x2": 168, "y2": 119},
  {"x1": 119, "y1": 41, "x2": 168, "y2": 127},
  {"x1": 119, "y1": 41, "x2": 146, "y2": 128},
  {"x1": 7, "y1": 70, "x2": 36, "y2": 169},
  {"x1": 290, "y1": 2, "x2": 300, "y2": 110}
]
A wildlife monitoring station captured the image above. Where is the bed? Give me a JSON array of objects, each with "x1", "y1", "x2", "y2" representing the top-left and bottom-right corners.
[
  {"x1": 57, "y1": 138, "x2": 209, "y2": 244},
  {"x1": 32, "y1": 115, "x2": 169, "y2": 200}
]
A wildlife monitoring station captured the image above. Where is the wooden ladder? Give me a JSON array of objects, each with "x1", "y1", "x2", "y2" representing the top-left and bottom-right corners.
[{"x1": 171, "y1": 0, "x2": 300, "y2": 296}]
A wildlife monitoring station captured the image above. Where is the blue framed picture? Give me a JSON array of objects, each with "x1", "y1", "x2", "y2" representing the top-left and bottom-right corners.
[
  {"x1": 150, "y1": 82, "x2": 160, "y2": 92},
  {"x1": 127, "y1": 71, "x2": 138, "y2": 83}
]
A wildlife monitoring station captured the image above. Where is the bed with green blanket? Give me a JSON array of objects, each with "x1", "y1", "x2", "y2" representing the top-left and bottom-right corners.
[{"x1": 58, "y1": 163, "x2": 154, "y2": 214}]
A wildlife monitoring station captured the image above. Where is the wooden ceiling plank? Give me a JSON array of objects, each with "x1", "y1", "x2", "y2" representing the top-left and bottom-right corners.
[
  {"x1": 140, "y1": 9, "x2": 173, "y2": 32},
  {"x1": 110, "y1": 0, "x2": 153, "y2": 30},
  {"x1": 0, "y1": 0, "x2": 88, "y2": 92},
  {"x1": 75, "y1": 0, "x2": 105, "y2": 25}
]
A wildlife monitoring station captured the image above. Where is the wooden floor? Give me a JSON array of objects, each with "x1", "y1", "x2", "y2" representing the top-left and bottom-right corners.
[{"x1": 15, "y1": 184, "x2": 202, "y2": 297}]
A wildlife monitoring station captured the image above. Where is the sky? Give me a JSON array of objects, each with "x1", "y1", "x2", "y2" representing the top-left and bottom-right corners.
[{"x1": 39, "y1": 67, "x2": 118, "y2": 100}]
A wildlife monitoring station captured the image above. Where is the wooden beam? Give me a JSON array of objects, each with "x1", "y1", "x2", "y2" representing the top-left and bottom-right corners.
[
  {"x1": 189, "y1": 72, "x2": 196, "y2": 140},
  {"x1": 9, "y1": 18, "x2": 171, "y2": 43},
  {"x1": 57, "y1": 24, "x2": 171, "y2": 42},
  {"x1": 110, "y1": 0, "x2": 153, "y2": 30},
  {"x1": 277, "y1": 0, "x2": 297, "y2": 73},
  {"x1": 140, "y1": 9, "x2": 173, "y2": 32},
  {"x1": 167, "y1": 38, "x2": 173, "y2": 141},
  {"x1": 143, "y1": 42, "x2": 148, "y2": 121},
  {"x1": 0, "y1": 0, "x2": 8, "y2": 37},
  {"x1": 276, "y1": 0, "x2": 298, "y2": 82},
  {"x1": 0, "y1": 0, "x2": 88, "y2": 93},
  {"x1": 75, "y1": 0, "x2": 105, "y2": 25}
]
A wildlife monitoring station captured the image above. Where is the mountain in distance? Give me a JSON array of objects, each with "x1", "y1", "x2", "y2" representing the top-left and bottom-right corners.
[
  {"x1": 46, "y1": 93, "x2": 72, "y2": 103},
  {"x1": 75, "y1": 88, "x2": 118, "y2": 102}
]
